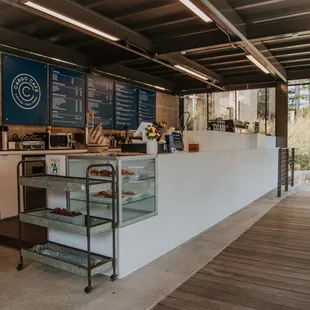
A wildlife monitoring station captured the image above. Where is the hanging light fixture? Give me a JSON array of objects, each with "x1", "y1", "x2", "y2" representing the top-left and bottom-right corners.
[
  {"x1": 179, "y1": 0, "x2": 213, "y2": 23},
  {"x1": 246, "y1": 54, "x2": 270, "y2": 74},
  {"x1": 24, "y1": 1, "x2": 120, "y2": 42},
  {"x1": 174, "y1": 65, "x2": 209, "y2": 80}
]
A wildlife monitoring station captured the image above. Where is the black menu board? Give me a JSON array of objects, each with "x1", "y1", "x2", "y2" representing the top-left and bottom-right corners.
[
  {"x1": 87, "y1": 76, "x2": 114, "y2": 128},
  {"x1": 138, "y1": 88, "x2": 156, "y2": 124},
  {"x1": 50, "y1": 66, "x2": 85, "y2": 127},
  {"x1": 115, "y1": 82, "x2": 138, "y2": 129},
  {"x1": 172, "y1": 132, "x2": 184, "y2": 151}
]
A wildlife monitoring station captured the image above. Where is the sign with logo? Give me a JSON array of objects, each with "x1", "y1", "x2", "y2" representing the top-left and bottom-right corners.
[{"x1": 2, "y1": 54, "x2": 48, "y2": 125}]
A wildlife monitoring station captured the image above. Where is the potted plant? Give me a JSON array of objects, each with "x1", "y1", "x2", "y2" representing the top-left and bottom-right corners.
[{"x1": 145, "y1": 121, "x2": 167, "y2": 154}]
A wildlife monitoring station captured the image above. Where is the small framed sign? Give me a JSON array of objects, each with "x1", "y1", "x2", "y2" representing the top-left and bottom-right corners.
[{"x1": 166, "y1": 132, "x2": 184, "y2": 152}]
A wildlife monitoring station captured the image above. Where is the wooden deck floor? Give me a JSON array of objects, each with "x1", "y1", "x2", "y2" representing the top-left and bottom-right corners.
[{"x1": 153, "y1": 192, "x2": 310, "y2": 310}]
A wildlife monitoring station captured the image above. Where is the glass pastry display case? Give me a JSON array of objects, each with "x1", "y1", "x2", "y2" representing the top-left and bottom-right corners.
[{"x1": 67, "y1": 154, "x2": 157, "y2": 227}]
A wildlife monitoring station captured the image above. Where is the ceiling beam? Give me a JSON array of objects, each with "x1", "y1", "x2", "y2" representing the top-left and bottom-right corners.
[
  {"x1": 134, "y1": 16, "x2": 198, "y2": 32},
  {"x1": 224, "y1": 73, "x2": 275, "y2": 85},
  {"x1": 246, "y1": 4, "x2": 310, "y2": 24},
  {"x1": 3, "y1": 0, "x2": 154, "y2": 51},
  {"x1": 97, "y1": 64, "x2": 176, "y2": 91},
  {"x1": 177, "y1": 0, "x2": 287, "y2": 82},
  {"x1": 113, "y1": 2, "x2": 179, "y2": 22},
  {"x1": 254, "y1": 42, "x2": 287, "y2": 80},
  {"x1": 157, "y1": 15, "x2": 310, "y2": 56},
  {"x1": 0, "y1": 26, "x2": 90, "y2": 67},
  {"x1": 160, "y1": 53, "x2": 224, "y2": 83},
  {"x1": 288, "y1": 69, "x2": 310, "y2": 80}
]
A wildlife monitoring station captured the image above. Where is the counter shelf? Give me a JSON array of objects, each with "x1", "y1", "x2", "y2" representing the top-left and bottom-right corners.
[
  {"x1": 19, "y1": 208, "x2": 112, "y2": 236},
  {"x1": 16, "y1": 160, "x2": 117, "y2": 294}
]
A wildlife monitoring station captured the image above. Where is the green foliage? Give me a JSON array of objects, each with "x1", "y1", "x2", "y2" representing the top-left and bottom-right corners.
[{"x1": 288, "y1": 107, "x2": 310, "y2": 169}]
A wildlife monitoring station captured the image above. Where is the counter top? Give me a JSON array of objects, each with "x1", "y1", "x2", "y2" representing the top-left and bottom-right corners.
[{"x1": 0, "y1": 149, "x2": 88, "y2": 156}]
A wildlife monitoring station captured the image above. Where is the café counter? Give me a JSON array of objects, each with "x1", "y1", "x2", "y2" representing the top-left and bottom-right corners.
[{"x1": 48, "y1": 132, "x2": 278, "y2": 278}]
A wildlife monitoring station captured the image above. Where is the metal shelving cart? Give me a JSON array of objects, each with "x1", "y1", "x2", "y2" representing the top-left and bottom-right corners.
[{"x1": 16, "y1": 160, "x2": 117, "y2": 294}]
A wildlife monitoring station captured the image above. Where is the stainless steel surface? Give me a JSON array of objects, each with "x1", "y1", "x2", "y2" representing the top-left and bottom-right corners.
[
  {"x1": 19, "y1": 175, "x2": 107, "y2": 193},
  {"x1": 48, "y1": 133, "x2": 72, "y2": 149},
  {"x1": 20, "y1": 210, "x2": 112, "y2": 236},
  {"x1": 1, "y1": 131, "x2": 8, "y2": 150},
  {"x1": 21, "y1": 242, "x2": 113, "y2": 277},
  {"x1": 22, "y1": 140, "x2": 45, "y2": 150},
  {"x1": 23, "y1": 156, "x2": 46, "y2": 212}
]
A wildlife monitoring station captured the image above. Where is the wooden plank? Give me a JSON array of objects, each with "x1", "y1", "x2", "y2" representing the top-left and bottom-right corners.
[
  {"x1": 230, "y1": 240, "x2": 310, "y2": 260},
  {"x1": 239, "y1": 232, "x2": 310, "y2": 250},
  {"x1": 153, "y1": 192, "x2": 310, "y2": 310},
  {"x1": 177, "y1": 284, "x2": 297, "y2": 310},
  {"x1": 158, "y1": 296, "x2": 219, "y2": 310},
  {"x1": 169, "y1": 290, "x2": 255, "y2": 310},
  {"x1": 193, "y1": 271, "x2": 310, "y2": 303},
  {"x1": 223, "y1": 247, "x2": 310, "y2": 268},
  {"x1": 185, "y1": 277, "x2": 310, "y2": 309},
  {"x1": 202, "y1": 262, "x2": 310, "y2": 291},
  {"x1": 216, "y1": 253, "x2": 310, "y2": 276},
  {"x1": 152, "y1": 304, "x2": 177, "y2": 310}
]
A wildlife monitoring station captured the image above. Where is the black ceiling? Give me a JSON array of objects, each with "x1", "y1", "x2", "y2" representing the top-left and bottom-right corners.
[{"x1": 1, "y1": 0, "x2": 310, "y2": 94}]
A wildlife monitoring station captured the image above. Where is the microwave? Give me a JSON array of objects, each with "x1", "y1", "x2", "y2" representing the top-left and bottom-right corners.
[{"x1": 47, "y1": 133, "x2": 72, "y2": 149}]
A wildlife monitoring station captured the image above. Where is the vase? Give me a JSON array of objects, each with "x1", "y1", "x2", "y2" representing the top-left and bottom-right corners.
[{"x1": 146, "y1": 140, "x2": 158, "y2": 154}]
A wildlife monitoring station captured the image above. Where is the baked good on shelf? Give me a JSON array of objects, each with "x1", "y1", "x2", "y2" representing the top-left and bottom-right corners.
[
  {"x1": 99, "y1": 169, "x2": 112, "y2": 177},
  {"x1": 90, "y1": 169, "x2": 100, "y2": 176},
  {"x1": 94, "y1": 191, "x2": 123, "y2": 199},
  {"x1": 94, "y1": 191, "x2": 114, "y2": 198},
  {"x1": 121, "y1": 168, "x2": 135, "y2": 176},
  {"x1": 122, "y1": 190, "x2": 136, "y2": 195}
]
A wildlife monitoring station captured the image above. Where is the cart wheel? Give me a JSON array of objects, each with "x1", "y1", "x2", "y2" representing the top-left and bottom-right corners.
[
  {"x1": 110, "y1": 274, "x2": 117, "y2": 281},
  {"x1": 84, "y1": 286, "x2": 92, "y2": 294},
  {"x1": 17, "y1": 263, "x2": 24, "y2": 271}
]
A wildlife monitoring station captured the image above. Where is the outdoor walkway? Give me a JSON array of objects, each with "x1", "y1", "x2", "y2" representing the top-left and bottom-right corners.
[{"x1": 153, "y1": 191, "x2": 310, "y2": 310}]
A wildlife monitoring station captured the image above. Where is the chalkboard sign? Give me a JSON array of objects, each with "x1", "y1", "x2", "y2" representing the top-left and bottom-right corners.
[
  {"x1": 2, "y1": 54, "x2": 48, "y2": 125},
  {"x1": 87, "y1": 75, "x2": 114, "y2": 128},
  {"x1": 50, "y1": 66, "x2": 85, "y2": 128},
  {"x1": 138, "y1": 88, "x2": 156, "y2": 124},
  {"x1": 115, "y1": 82, "x2": 138, "y2": 130}
]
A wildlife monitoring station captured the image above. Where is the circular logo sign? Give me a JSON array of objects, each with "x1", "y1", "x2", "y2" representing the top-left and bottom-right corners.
[{"x1": 11, "y1": 73, "x2": 41, "y2": 110}]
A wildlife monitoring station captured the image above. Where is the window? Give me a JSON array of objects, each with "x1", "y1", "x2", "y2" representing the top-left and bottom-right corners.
[{"x1": 184, "y1": 87, "x2": 276, "y2": 135}]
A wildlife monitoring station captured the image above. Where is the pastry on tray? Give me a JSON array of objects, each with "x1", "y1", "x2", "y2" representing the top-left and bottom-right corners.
[
  {"x1": 100, "y1": 169, "x2": 112, "y2": 177},
  {"x1": 94, "y1": 191, "x2": 114, "y2": 198},
  {"x1": 122, "y1": 190, "x2": 136, "y2": 195},
  {"x1": 94, "y1": 191, "x2": 123, "y2": 199},
  {"x1": 121, "y1": 168, "x2": 135, "y2": 176},
  {"x1": 90, "y1": 169, "x2": 100, "y2": 176}
]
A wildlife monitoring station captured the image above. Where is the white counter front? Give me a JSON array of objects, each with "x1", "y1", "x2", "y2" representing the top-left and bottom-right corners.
[
  {"x1": 183, "y1": 131, "x2": 276, "y2": 152},
  {"x1": 117, "y1": 148, "x2": 278, "y2": 277},
  {"x1": 45, "y1": 143, "x2": 278, "y2": 278}
]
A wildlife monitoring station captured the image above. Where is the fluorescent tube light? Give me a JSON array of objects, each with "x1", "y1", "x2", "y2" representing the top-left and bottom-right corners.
[
  {"x1": 246, "y1": 54, "x2": 270, "y2": 74},
  {"x1": 174, "y1": 65, "x2": 209, "y2": 80},
  {"x1": 179, "y1": 0, "x2": 212, "y2": 23},
  {"x1": 24, "y1": 1, "x2": 120, "y2": 42},
  {"x1": 144, "y1": 82, "x2": 166, "y2": 91},
  {"x1": 153, "y1": 85, "x2": 166, "y2": 91}
]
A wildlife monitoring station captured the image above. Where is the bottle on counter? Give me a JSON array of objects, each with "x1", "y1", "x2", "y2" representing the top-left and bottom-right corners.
[{"x1": 0, "y1": 125, "x2": 9, "y2": 150}]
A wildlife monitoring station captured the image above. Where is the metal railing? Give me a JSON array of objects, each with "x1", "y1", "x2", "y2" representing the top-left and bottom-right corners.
[{"x1": 277, "y1": 148, "x2": 295, "y2": 197}]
